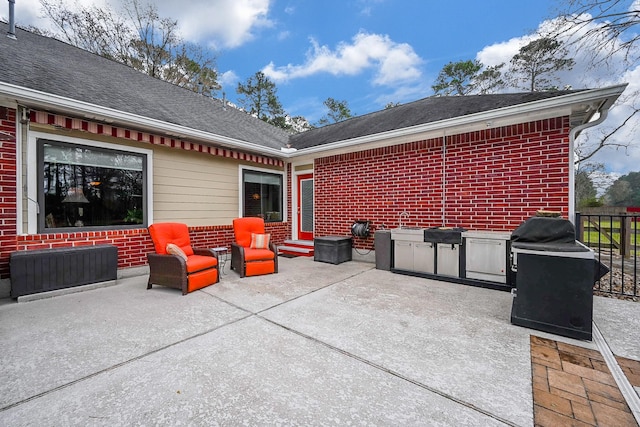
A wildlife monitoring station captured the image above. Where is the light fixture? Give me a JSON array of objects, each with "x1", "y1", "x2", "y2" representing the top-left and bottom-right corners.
[
  {"x1": 62, "y1": 187, "x2": 90, "y2": 204},
  {"x1": 252, "y1": 193, "x2": 261, "y2": 200}
]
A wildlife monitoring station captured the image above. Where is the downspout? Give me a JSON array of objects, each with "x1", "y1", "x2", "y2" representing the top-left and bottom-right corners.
[
  {"x1": 442, "y1": 132, "x2": 446, "y2": 226},
  {"x1": 568, "y1": 103, "x2": 608, "y2": 224},
  {"x1": 7, "y1": 0, "x2": 16, "y2": 39}
]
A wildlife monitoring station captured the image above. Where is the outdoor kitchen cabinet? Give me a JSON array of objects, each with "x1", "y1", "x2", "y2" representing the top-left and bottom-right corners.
[
  {"x1": 393, "y1": 240, "x2": 434, "y2": 273},
  {"x1": 462, "y1": 231, "x2": 511, "y2": 284}
]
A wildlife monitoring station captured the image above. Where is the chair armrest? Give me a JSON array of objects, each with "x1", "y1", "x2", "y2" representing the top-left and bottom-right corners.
[
  {"x1": 147, "y1": 253, "x2": 188, "y2": 293},
  {"x1": 230, "y1": 242, "x2": 245, "y2": 276},
  {"x1": 193, "y1": 247, "x2": 219, "y2": 261},
  {"x1": 270, "y1": 242, "x2": 278, "y2": 273}
]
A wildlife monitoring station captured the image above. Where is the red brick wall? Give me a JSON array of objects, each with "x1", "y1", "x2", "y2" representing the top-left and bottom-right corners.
[
  {"x1": 0, "y1": 107, "x2": 17, "y2": 278},
  {"x1": 0, "y1": 104, "x2": 291, "y2": 279},
  {"x1": 14, "y1": 222, "x2": 289, "y2": 274},
  {"x1": 315, "y1": 117, "x2": 570, "y2": 249}
]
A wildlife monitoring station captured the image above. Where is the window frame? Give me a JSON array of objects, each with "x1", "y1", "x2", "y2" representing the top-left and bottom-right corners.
[
  {"x1": 29, "y1": 132, "x2": 153, "y2": 234},
  {"x1": 239, "y1": 166, "x2": 286, "y2": 223}
]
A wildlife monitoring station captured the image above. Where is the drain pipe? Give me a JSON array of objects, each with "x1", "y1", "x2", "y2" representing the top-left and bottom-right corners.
[
  {"x1": 442, "y1": 132, "x2": 446, "y2": 226},
  {"x1": 568, "y1": 102, "x2": 608, "y2": 224},
  {"x1": 7, "y1": 0, "x2": 16, "y2": 39}
]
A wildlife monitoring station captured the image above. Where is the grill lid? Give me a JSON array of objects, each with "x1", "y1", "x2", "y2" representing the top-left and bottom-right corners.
[{"x1": 511, "y1": 216, "x2": 576, "y2": 244}]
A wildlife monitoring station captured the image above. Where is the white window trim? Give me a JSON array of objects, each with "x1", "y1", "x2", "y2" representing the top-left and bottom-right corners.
[
  {"x1": 26, "y1": 131, "x2": 153, "y2": 234},
  {"x1": 238, "y1": 165, "x2": 287, "y2": 222},
  {"x1": 290, "y1": 161, "x2": 314, "y2": 241}
]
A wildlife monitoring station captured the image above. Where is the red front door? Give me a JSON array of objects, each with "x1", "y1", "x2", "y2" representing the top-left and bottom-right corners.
[{"x1": 297, "y1": 174, "x2": 314, "y2": 241}]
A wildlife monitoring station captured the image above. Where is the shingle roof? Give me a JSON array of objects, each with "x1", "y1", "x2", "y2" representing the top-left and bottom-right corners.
[
  {"x1": 289, "y1": 90, "x2": 586, "y2": 149},
  {"x1": 0, "y1": 22, "x2": 290, "y2": 150},
  {"x1": 0, "y1": 22, "x2": 597, "y2": 155}
]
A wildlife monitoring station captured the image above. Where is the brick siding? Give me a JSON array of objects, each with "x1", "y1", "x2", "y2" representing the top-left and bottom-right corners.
[
  {"x1": 0, "y1": 107, "x2": 17, "y2": 278},
  {"x1": 314, "y1": 117, "x2": 570, "y2": 249}
]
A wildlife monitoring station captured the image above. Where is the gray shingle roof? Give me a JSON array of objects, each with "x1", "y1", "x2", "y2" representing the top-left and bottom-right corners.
[
  {"x1": 0, "y1": 22, "x2": 290, "y2": 150},
  {"x1": 289, "y1": 90, "x2": 586, "y2": 149},
  {"x1": 1, "y1": 22, "x2": 595, "y2": 155}
]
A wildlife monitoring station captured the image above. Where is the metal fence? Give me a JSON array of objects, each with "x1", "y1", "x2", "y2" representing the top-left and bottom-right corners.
[{"x1": 575, "y1": 212, "x2": 639, "y2": 300}]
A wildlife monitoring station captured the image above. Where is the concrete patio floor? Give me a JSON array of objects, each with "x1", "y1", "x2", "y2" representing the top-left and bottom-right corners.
[{"x1": 0, "y1": 257, "x2": 638, "y2": 426}]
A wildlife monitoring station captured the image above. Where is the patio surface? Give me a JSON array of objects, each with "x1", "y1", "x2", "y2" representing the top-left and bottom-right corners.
[{"x1": 0, "y1": 256, "x2": 639, "y2": 426}]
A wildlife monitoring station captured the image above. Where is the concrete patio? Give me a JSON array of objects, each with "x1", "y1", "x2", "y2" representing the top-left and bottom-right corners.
[{"x1": 0, "y1": 256, "x2": 638, "y2": 426}]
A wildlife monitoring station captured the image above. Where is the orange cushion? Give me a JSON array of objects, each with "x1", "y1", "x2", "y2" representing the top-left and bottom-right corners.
[
  {"x1": 244, "y1": 247, "x2": 275, "y2": 261},
  {"x1": 187, "y1": 269, "x2": 218, "y2": 292},
  {"x1": 250, "y1": 233, "x2": 271, "y2": 249},
  {"x1": 186, "y1": 254, "x2": 218, "y2": 273},
  {"x1": 233, "y1": 217, "x2": 266, "y2": 247},
  {"x1": 245, "y1": 261, "x2": 275, "y2": 276},
  {"x1": 149, "y1": 223, "x2": 194, "y2": 256}
]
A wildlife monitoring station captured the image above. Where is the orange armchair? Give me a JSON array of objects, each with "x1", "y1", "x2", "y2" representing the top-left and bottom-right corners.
[
  {"x1": 231, "y1": 217, "x2": 278, "y2": 277},
  {"x1": 147, "y1": 223, "x2": 219, "y2": 295}
]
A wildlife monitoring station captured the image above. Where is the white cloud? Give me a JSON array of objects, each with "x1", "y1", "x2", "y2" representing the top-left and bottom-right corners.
[
  {"x1": 262, "y1": 31, "x2": 423, "y2": 86},
  {"x1": 11, "y1": 0, "x2": 273, "y2": 50},
  {"x1": 156, "y1": 0, "x2": 273, "y2": 49}
]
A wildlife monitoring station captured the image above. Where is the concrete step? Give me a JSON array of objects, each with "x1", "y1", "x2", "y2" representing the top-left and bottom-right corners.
[
  {"x1": 278, "y1": 245, "x2": 314, "y2": 257},
  {"x1": 283, "y1": 239, "x2": 314, "y2": 247}
]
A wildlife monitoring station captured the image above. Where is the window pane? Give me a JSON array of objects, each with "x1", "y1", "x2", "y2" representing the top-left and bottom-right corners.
[
  {"x1": 41, "y1": 141, "x2": 145, "y2": 230},
  {"x1": 243, "y1": 170, "x2": 282, "y2": 222}
]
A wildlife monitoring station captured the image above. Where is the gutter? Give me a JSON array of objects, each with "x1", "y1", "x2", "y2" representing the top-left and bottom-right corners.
[
  {"x1": 0, "y1": 81, "x2": 286, "y2": 158},
  {"x1": 288, "y1": 84, "x2": 628, "y2": 159},
  {"x1": 0, "y1": 81, "x2": 627, "y2": 163}
]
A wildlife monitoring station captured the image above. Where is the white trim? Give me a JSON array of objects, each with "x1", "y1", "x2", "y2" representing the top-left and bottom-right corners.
[
  {"x1": 238, "y1": 165, "x2": 287, "y2": 222},
  {"x1": 1, "y1": 81, "x2": 626, "y2": 162},
  {"x1": 0, "y1": 81, "x2": 284, "y2": 158},
  {"x1": 290, "y1": 162, "x2": 315, "y2": 241},
  {"x1": 288, "y1": 85, "x2": 628, "y2": 160},
  {"x1": 26, "y1": 131, "x2": 153, "y2": 234}
]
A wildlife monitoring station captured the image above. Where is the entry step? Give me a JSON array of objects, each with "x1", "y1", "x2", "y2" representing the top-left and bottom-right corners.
[{"x1": 278, "y1": 239, "x2": 314, "y2": 257}]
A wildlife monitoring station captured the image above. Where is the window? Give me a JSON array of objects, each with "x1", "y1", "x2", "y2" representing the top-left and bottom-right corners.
[
  {"x1": 38, "y1": 139, "x2": 147, "y2": 231},
  {"x1": 242, "y1": 169, "x2": 283, "y2": 222}
]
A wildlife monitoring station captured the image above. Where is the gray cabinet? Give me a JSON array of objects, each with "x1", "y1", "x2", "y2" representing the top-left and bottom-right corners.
[
  {"x1": 462, "y1": 231, "x2": 511, "y2": 283},
  {"x1": 393, "y1": 240, "x2": 434, "y2": 273},
  {"x1": 436, "y1": 243, "x2": 459, "y2": 277}
]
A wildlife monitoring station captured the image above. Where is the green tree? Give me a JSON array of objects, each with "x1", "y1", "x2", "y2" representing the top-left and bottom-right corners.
[
  {"x1": 474, "y1": 63, "x2": 506, "y2": 94},
  {"x1": 575, "y1": 169, "x2": 599, "y2": 208},
  {"x1": 236, "y1": 71, "x2": 286, "y2": 125},
  {"x1": 604, "y1": 172, "x2": 640, "y2": 206},
  {"x1": 508, "y1": 37, "x2": 575, "y2": 92},
  {"x1": 432, "y1": 60, "x2": 483, "y2": 96},
  {"x1": 317, "y1": 98, "x2": 353, "y2": 126},
  {"x1": 37, "y1": 0, "x2": 220, "y2": 96}
]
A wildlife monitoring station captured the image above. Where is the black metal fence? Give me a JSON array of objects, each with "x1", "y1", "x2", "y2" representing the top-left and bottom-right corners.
[{"x1": 575, "y1": 212, "x2": 639, "y2": 300}]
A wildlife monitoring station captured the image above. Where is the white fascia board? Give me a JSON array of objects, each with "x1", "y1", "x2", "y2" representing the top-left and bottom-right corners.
[
  {"x1": 0, "y1": 81, "x2": 284, "y2": 158},
  {"x1": 289, "y1": 84, "x2": 628, "y2": 159}
]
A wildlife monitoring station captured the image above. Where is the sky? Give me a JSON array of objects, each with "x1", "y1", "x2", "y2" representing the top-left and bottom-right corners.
[{"x1": 5, "y1": 0, "x2": 640, "y2": 185}]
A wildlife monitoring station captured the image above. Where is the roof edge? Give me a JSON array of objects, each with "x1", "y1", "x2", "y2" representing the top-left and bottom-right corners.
[
  {"x1": 288, "y1": 84, "x2": 628, "y2": 158},
  {"x1": 0, "y1": 81, "x2": 285, "y2": 158}
]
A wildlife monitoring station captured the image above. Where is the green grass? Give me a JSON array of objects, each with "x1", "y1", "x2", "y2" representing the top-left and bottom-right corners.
[{"x1": 580, "y1": 219, "x2": 640, "y2": 248}]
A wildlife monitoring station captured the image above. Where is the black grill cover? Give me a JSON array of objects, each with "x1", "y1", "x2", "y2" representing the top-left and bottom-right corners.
[{"x1": 511, "y1": 217, "x2": 575, "y2": 244}]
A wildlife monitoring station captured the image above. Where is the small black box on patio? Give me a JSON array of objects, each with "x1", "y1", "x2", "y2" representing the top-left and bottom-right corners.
[{"x1": 314, "y1": 236, "x2": 352, "y2": 265}]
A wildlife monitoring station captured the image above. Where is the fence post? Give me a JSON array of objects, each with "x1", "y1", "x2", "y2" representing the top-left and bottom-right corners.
[
  {"x1": 575, "y1": 212, "x2": 582, "y2": 243},
  {"x1": 622, "y1": 215, "x2": 631, "y2": 258}
]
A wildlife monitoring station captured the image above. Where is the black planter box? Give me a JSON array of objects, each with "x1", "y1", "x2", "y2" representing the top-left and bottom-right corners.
[{"x1": 314, "y1": 236, "x2": 352, "y2": 265}]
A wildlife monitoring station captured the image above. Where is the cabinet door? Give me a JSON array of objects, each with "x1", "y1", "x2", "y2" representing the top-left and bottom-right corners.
[
  {"x1": 465, "y1": 238, "x2": 507, "y2": 282},
  {"x1": 393, "y1": 241, "x2": 414, "y2": 270},
  {"x1": 437, "y1": 243, "x2": 459, "y2": 277},
  {"x1": 413, "y1": 242, "x2": 434, "y2": 273}
]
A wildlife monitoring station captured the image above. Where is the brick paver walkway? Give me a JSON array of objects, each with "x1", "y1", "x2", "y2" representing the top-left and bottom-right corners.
[{"x1": 531, "y1": 335, "x2": 638, "y2": 426}]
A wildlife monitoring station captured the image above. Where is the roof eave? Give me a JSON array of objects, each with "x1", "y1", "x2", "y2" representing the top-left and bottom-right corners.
[
  {"x1": 287, "y1": 84, "x2": 628, "y2": 160},
  {"x1": 0, "y1": 81, "x2": 286, "y2": 158}
]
